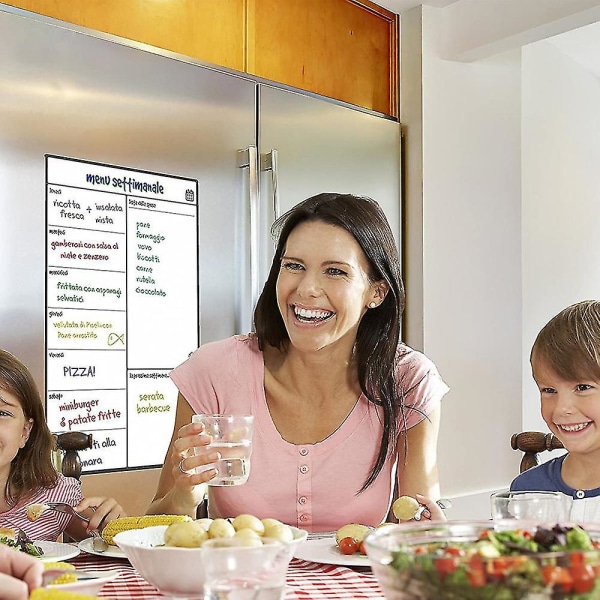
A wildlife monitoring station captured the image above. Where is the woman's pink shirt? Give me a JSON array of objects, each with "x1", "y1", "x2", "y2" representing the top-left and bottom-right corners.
[{"x1": 170, "y1": 335, "x2": 448, "y2": 532}]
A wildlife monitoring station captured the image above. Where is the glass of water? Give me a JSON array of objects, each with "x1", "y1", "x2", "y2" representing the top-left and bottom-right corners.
[
  {"x1": 202, "y1": 538, "x2": 289, "y2": 600},
  {"x1": 192, "y1": 414, "x2": 254, "y2": 486},
  {"x1": 490, "y1": 490, "x2": 572, "y2": 522}
]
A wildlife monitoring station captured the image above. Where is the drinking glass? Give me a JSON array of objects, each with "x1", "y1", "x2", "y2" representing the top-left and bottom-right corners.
[
  {"x1": 202, "y1": 538, "x2": 289, "y2": 600},
  {"x1": 192, "y1": 414, "x2": 254, "y2": 486},
  {"x1": 490, "y1": 490, "x2": 572, "y2": 522}
]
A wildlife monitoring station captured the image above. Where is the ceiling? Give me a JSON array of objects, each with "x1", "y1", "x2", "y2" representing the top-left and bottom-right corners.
[
  {"x1": 548, "y1": 21, "x2": 600, "y2": 79},
  {"x1": 375, "y1": 0, "x2": 459, "y2": 14},
  {"x1": 376, "y1": 0, "x2": 600, "y2": 79}
]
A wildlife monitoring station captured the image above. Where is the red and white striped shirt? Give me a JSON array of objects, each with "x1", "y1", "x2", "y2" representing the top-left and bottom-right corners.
[{"x1": 0, "y1": 474, "x2": 83, "y2": 541}]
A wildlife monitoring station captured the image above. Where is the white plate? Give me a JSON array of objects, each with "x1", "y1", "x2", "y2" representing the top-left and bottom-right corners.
[
  {"x1": 36, "y1": 540, "x2": 80, "y2": 562},
  {"x1": 293, "y1": 536, "x2": 370, "y2": 567},
  {"x1": 78, "y1": 537, "x2": 128, "y2": 559}
]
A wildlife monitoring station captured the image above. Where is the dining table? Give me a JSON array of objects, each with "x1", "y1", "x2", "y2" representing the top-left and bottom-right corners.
[{"x1": 68, "y1": 545, "x2": 385, "y2": 599}]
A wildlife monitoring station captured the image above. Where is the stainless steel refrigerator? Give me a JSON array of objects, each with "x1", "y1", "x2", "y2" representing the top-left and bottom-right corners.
[{"x1": 0, "y1": 5, "x2": 401, "y2": 476}]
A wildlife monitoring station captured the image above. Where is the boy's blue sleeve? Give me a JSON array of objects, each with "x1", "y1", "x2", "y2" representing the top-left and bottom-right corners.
[{"x1": 510, "y1": 455, "x2": 571, "y2": 494}]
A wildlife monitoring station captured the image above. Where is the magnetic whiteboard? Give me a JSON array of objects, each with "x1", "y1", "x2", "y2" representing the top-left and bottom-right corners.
[{"x1": 45, "y1": 155, "x2": 199, "y2": 473}]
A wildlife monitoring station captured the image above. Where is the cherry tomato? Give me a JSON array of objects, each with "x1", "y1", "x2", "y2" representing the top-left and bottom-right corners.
[
  {"x1": 487, "y1": 558, "x2": 507, "y2": 580},
  {"x1": 338, "y1": 536, "x2": 359, "y2": 555},
  {"x1": 467, "y1": 554, "x2": 486, "y2": 587},
  {"x1": 521, "y1": 530, "x2": 533, "y2": 539},
  {"x1": 570, "y1": 551, "x2": 585, "y2": 567},
  {"x1": 570, "y1": 564, "x2": 595, "y2": 594},
  {"x1": 435, "y1": 556, "x2": 458, "y2": 580},
  {"x1": 487, "y1": 556, "x2": 528, "y2": 579},
  {"x1": 358, "y1": 541, "x2": 366, "y2": 555},
  {"x1": 444, "y1": 546, "x2": 464, "y2": 557},
  {"x1": 542, "y1": 565, "x2": 573, "y2": 593},
  {"x1": 505, "y1": 556, "x2": 528, "y2": 569}
]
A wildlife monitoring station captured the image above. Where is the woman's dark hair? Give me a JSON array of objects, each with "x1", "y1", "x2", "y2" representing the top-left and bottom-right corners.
[
  {"x1": 254, "y1": 193, "x2": 406, "y2": 490},
  {"x1": 531, "y1": 300, "x2": 600, "y2": 382},
  {"x1": 0, "y1": 349, "x2": 58, "y2": 505}
]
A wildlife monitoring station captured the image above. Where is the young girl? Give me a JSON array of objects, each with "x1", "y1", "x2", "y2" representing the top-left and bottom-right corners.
[
  {"x1": 0, "y1": 349, "x2": 125, "y2": 541},
  {"x1": 511, "y1": 300, "x2": 600, "y2": 523}
]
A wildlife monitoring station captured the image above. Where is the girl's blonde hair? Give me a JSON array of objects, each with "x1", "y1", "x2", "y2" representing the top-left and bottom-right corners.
[
  {"x1": 531, "y1": 300, "x2": 600, "y2": 381},
  {"x1": 0, "y1": 349, "x2": 58, "y2": 505}
]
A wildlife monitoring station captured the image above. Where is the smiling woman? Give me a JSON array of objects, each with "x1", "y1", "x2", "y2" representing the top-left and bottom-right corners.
[
  {"x1": 274, "y1": 219, "x2": 386, "y2": 356},
  {"x1": 148, "y1": 193, "x2": 450, "y2": 532}
]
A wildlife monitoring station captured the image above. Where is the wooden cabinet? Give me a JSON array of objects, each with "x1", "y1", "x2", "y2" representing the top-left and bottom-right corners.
[
  {"x1": 5, "y1": 0, "x2": 246, "y2": 71},
  {"x1": 4, "y1": 0, "x2": 398, "y2": 116},
  {"x1": 248, "y1": 0, "x2": 397, "y2": 116}
]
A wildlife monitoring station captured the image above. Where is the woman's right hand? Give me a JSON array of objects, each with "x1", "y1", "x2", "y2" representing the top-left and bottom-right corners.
[
  {"x1": 149, "y1": 394, "x2": 218, "y2": 517},
  {"x1": 172, "y1": 419, "x2": 221, "y2": 487}
]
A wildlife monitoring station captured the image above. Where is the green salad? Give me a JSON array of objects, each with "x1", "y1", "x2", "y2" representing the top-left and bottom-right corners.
[
  {"x1": 0, "y1": 531, "x2": 44, "y2": 558},
  {"x1": 390, "y1": 524, "x2": 600, "y2": 600}
]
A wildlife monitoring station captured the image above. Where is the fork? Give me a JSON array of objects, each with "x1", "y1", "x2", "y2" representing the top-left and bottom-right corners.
[
  {"x1": 89, "y1": 528, "x2": 109, "y2": 552},
  {"x1": 42, "y1": 568, "x2": 104, "y2": 585},
  {"x1": 413, "y1": 498, "x2": 453, "y2": 521},
  {"x1": 43, "y1": 503, "x2": 109, "y2": 550},
  {"x1": 43, "y1": 502, "x2": 90, "y2": 523}
]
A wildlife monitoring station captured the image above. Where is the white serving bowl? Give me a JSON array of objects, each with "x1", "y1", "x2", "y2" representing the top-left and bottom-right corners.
[
  {"x1": 114, "y1": 525, "x2": 307, "y2": 598},
  {"x1": 48, "y1": 570, "x2": 120, "y2": 595}
]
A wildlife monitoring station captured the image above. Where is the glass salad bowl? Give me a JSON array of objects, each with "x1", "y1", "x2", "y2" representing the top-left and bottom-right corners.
[{"x1": 364, "y1": 520, "x2": 600, "y2": 600}]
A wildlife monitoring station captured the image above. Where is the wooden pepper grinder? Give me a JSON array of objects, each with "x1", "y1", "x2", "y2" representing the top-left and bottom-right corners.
[
  {"x1": 511, "y1": 431, "x2": 564, "y2": 473},
  {"x1": 54, "y1": 431, "x2": 93, "y2": 480}
]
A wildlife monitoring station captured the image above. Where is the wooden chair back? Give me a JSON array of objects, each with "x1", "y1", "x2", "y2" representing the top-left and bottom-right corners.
[
  {"x1": 53, "y1": 431, "x2": 93, "y2": 480},
  {"x1": 511, "y1": 431, "x2": 565, "y2": 473}
]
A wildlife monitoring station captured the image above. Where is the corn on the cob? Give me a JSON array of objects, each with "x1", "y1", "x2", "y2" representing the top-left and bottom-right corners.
[
  {"x1": 30, "y1": 589, "x2": 99, "y2": 600},
  {"x1": 43, "y1": 561, "x2": 76, "y2": 584},
  {"x1": 101, "y1": 514, "x2": 191, "y2": 545}
]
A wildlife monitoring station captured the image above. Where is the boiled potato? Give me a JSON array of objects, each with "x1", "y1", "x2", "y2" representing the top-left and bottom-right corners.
[
  {"x1": 392, "y1": 496, "x2": 420, "y2": 521},
  {"x1": 208, "y1": 518, "x2": 236, "y2": 539},
  {"x1": 234, "y1": 528, "x2": 262, "y2": 540},
  {"x1": 263, "y1": 522, "x2": 294, "y2": 543},
  {"x1": 164, "y1": 521, "x2": 208, "y2": 548},
  {"x1": 261, "y1": 518, "x2": 283, "y2": 530},
  {"x1": 335, "y1": 523, "x2": 371, "y2": 545},
  {"x1": 194, "y1": 518, "x2": 213, "y2": 531},
  {"x1": 25, "y1": 503, "x2": 49, "y2": 522},
  {"x1": 231, "y1": 514, "x2": 265, "y2": 535},
  {"x1": 164, "y1": 514, "x2": 297, "y2": 549}
]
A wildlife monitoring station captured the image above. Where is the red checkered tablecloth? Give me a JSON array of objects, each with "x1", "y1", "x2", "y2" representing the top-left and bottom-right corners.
[{"x1": 70, "y1": 553, "x2": 384, "y2": 599}]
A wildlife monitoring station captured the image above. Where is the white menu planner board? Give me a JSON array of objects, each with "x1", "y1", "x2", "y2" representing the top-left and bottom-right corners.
[{"x1": 45, "y1": 155, "x2": 199, "y2": 473}]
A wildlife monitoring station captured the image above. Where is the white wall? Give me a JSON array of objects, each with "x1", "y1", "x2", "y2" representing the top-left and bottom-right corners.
[
  {"x1": 402, "y1": 5, "x2": 600, "y2": 520},
  {"x1": 521, "y1": 39, "x2": 600, "y2": 430},
  {"x1": 403, "y1": 6, "x2": 523, "y2": 519}
]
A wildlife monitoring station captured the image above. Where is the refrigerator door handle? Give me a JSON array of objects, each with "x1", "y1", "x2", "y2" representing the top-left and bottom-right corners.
[
  {"x1": 237, "y1": 146, "x2": 260, "y2": 313},
  {"x1": 261, "y1": 149, "x2": 280, "y2": 221}
]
